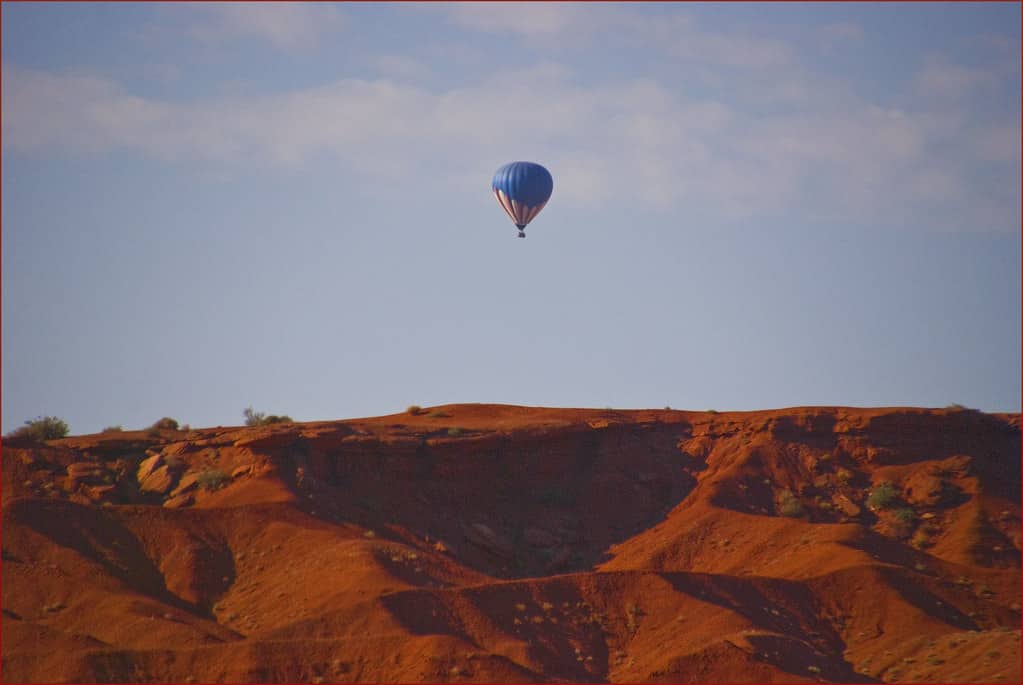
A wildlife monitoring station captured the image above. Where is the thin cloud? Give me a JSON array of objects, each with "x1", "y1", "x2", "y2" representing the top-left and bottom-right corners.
[
  {"x1": 818, "y1": 22, "x2": 864, "y2": 43},
  {"x1": 436, "y1": 2, "x2": 792, "y2": 69},
  {"x1": 667, "y1": 32, "x2": 794, "y2": 69},
  {"x1": 3, "y1": 62, "x2": 1017, "y2": 232},
  {"x1": 438, "y1": 1, "x2": 586, "y2": 37},
  {"x1": 373, "y1": 55, "x2": 433, "y2": 82},
  {"x1": 187, "y1": 2, "x2": 344, "y2": 50},
  {"x1": 973, "y1": 125, "x2": 1021, "y2": 163},
  {"x1": 916, "y1": 62, "x2": 998, "y2": 99}
]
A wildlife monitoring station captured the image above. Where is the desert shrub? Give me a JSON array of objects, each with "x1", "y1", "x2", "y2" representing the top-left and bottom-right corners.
[
  {"x1": 777, "y1": 489, "x2": 805, "y2": 517},
  {"x1": 447, "y1": 427, "x2": 464, "y2": 437},
  {"x1": 102, "y1": 425, "x2": 123, "y2": 433},
  {"x1": 894, "y1": 507, "x2": 917, "y2": 524},
  {"x1": 196, "y1": 469, "x2": 229, "y2": 491},
  {"x1": 243, "y1": 407, "x2": 293, "y2": 426},
  {"x1": 910, "y1": 530, "x2": 932, "y2": 549},
  {"x1": 426, "y1": 410, "x2": 451, "y2": 418},
  {"x1": 706, "y1": 409, "x2": 718, "y2": 414},
  {"x1": 867, "y1": 482, "x2": 899, "y2": 510},
  {"x1": 406, "y1": 405, "x2": 423, "y2": 415},
  {"x1": 6, "y1": 416, "x2": 69, "y2": 441},
  {"x1": 151, "y1": 417, "x2": 180, "y2": 430},
  {"x1": 888, "y1": 511, "x2": 916, "y2": 538},
  {"x1": 835, "y1": 468, "x2": 854, "y2": 485},
  {"x1": 262, "y1": 414, "x2": 291, "y2": 425}
]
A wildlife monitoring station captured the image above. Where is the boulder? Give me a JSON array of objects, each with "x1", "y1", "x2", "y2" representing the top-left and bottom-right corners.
[
  {"x1": 170, "y1": 473, "x2": 200, "y2": 497},
  {"x1": 164, "y1": 492, "x2": 194, "y2": 509},
  {"x1": 139, "y1": 465, "x2": 176, "y2": 495},
  {"x1": 231, "y1": 464, "x2": 253, "y2": 478},
  {"x1": 67, "y1": 462, "x2": 105, "y2": 482},
  {"x1": 903, "y1": 472, "x2": 948, "y2": 507},
  {"x1": 136, "y1": 454, "x2": 163, "y2": 482},
  {"x1": 84, "y1": 484, "x2": 116, "y2": 502},
  {"x1": 832, "y1": 494, "x2": 861, "y2": 517}
]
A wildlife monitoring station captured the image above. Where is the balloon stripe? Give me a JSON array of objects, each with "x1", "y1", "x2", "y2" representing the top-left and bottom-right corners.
[
  {"x1": 524, "y1": 201, "x2": 546, "y2": 225},
  {"x1": 511, "y1": 198, "x2": 527, "y2": 225},
  {"x1": 495, "y1": 189, "x2": 518, "y2": 224}
]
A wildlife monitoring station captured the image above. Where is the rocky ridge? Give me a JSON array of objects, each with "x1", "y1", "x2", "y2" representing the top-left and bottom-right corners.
[{"x1": 2, "y1": 404, "x2": 1019, "y2": 683}]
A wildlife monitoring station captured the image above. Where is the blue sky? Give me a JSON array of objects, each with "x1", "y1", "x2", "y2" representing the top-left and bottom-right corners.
[{"x1": 2, "y1": 2, "x2": 1020, "y2": 434}]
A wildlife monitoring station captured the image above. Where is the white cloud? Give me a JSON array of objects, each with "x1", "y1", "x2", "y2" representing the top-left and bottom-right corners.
[
  {"x1": 667, "y1": 31, "x2": 794, "y2": 69},
  {"x1": 916, "y1": 62, "x2": 998, "y2": 99},
  {"x1": 973, "y1": 125, "x2": 1021, "y2": 163},
  {"x1": 372, "y1": 55, "x2": 432, "y2": 82},
  {"x1": 3, "y1": 61, "x2": 1018, "y2": 232},
  {"x1": 818, "y1": 22, "x2": 864, "y2": 43},
  {"x1": 187, "y1": 2, "x2": 344, "y2": 50},
  {"x1": 438, "y1": 1, "x2": 586, "y2": 37},
  {"x1": 435, "y1": 2, "x2": 793, "y2": 69}
]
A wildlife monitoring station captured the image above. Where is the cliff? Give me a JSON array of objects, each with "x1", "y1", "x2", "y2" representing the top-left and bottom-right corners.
[{"x1": 2, "y1": 404, "x2": 1019, "y2": 682}]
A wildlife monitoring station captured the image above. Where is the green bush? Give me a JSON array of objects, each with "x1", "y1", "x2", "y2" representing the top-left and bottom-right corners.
[
  {"x1": 406, "y1": 405, "x2": 423, "y2": 415},
  {"x1": 6, "y1": 416, "x2": 69, "y2": 441},
  {"x1": 196, "y1": 469, "x2": 229, "y2": 491},
  {"x1": 867, "y1": 482, "x2": 899, "y2": 510},
  {"x1": 243, "y1": 407, "x2": 293, "y2": 426},
  {"x1": 102, "y1": 425, "x2": 123, "y2": 433},
  {"x1": 894, "y1": 507, "x2": 917, "y2": 524},
  {"x1": 151, "y1": 417, "x2": 180, "y2": 430},
  {"x1": 911, "y1": 530, "x2": 931, "y2": 548},
  {"x1": 426, "y1": 410, "x2": 451, "y2": 418}
]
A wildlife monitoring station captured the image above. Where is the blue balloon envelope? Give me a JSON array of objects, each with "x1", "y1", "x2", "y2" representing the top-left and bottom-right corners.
[{"x1": 491, "y1": 161, "x2": 553, "y2": 237}]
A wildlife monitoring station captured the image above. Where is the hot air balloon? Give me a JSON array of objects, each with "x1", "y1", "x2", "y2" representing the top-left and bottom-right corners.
[{"x1": 491, "y1": 161, "x2": 553, "y2": 238}]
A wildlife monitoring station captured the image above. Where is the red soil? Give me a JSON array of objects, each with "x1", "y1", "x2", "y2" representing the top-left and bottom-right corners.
[{"x1": 2, "y1": 404, "x2": 1019, "y2": 683}]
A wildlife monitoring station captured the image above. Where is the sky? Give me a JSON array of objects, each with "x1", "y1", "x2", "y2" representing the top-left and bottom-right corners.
[{"x1": 2, "y1": 2, "x2": 1020, "y2": 435}]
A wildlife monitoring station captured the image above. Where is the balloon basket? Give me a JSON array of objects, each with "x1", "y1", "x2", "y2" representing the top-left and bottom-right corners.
[{"x1": 518, "y1": 231, "x2": 526, "y2": 238}]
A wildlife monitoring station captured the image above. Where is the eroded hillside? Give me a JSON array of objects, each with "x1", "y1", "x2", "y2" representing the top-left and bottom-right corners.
[{"x1": 2, "y1": 405, "x2": 1019, "y2": 683}]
